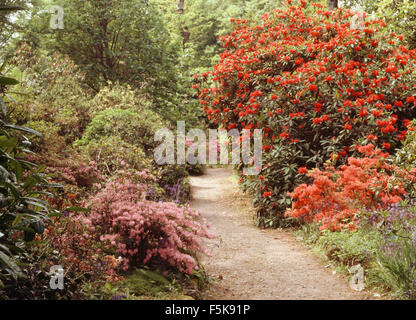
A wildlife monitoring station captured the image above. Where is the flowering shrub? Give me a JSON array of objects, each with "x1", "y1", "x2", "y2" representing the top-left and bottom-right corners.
[
  {"x1": 239, "y1": 141, "x2": 306, "y2": 227},
  {"x1": 1, "y1": 212, "x2": 122, "y2": 300},
  {"x1": 85, "y1": 175, "x2": 213, "y2": 274},
  {"x1": 196, "y1": 1, "x2": 416, "y2": 223},
  {"x1": 45, "y1": 158, "x2": 103, "y2": 191},
  {"x1": 286, "y1": 145, "x2": 416, "y2": 231},
  {"x1": 395, "y1": 119, "x2": 416, "y2": 197}
]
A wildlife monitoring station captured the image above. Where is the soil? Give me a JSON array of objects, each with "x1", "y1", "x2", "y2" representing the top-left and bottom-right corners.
[{"x1": 190, "y1": 167, "x2": 371, "y2": 300}]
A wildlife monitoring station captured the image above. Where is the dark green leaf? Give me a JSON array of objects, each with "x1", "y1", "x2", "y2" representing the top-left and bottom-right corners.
[{"x1": 0, "y1": 77, "x2": 19, "y2": 86}]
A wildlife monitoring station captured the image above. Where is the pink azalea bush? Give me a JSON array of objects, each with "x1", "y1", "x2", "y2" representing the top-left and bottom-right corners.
[{"x1": 85, "y1": 174, "x2": 214, "y2": 274}]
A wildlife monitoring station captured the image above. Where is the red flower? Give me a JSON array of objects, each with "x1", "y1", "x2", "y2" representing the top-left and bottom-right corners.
[
  {"x1": 407, "y1": 96, "x2": 415, "y2": 104},
  {"x1": 382, "y1": 142, "x2": 391, "y2": 149},
  {"x1": 359, "y1": 107, "x2": 368, "y2": 117},
  {"x1": 343, "y1": 99, "x2": 353, "y2": 107},
  {"x1": 298, "y1": 167, "x2": 308, "y2": 174},
  {"x1": 308, "y1": 84, "x2": 318, "y2": 92}
]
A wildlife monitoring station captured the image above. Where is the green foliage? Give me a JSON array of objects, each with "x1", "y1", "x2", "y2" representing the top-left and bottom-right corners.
[
  {"x1": 0, "y1": 123, "x2": 56, "y2": 285},
  {"x1": 87, "y1": 83, "x2": 152, "y2": 117},
  {"x1": 343, "y1": 0, "x2": 416, "y2": 49},
  {"x1": 158, "y1": 0, "x2": 284, "y2": 72},
  {"x1": 79, "y1": 135, "x2": 152, "y2": 175},
  {"x1": 298, "y1": 222, "x2": 380, "y2": 266},
  {"x1": 24, "y1": 120, "x2": 65, "y2": 153},
  {"x1": 22, "y1": 0, "x2": 180, "y2": 97},
  {"x1": 75, "y1": 107, "x2": 164, "y2": 156},
  {"x1": 0, "y1": 1, "x2": 31, "y2": 53},
  {"x1": 297, "y1": 200, "x2": 416, "y2": 299},
  {"x1": 240, "y1": 142, "x2": 305, "y2": 228},
  {"x1": 375, "y1": 239, "x2": 416, "y2": 299},
  {"x1": 10, "y1": 44, "x2": 92, "y2": 143},
  {"x1": 395, "y1": 120, "x2": 416, "y2": 196},
  {"x1": 0, "y1": 47, "x2": 59, "y2": 291},
  {"x1": 317, "y1": 228, "x2": 380, "y2": 266}
]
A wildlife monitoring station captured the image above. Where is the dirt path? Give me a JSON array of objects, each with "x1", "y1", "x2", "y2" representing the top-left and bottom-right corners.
[{"x1": 190, "y1": 167, "x2": 368, "y2": 300}]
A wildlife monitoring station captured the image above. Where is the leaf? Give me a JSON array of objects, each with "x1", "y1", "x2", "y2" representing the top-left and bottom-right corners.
[
  {"x1": 0, "y1": 76, "x2": 19, "y2": 86},
  {"x1": 138, "y1": 268, "x2": 170, "y2": 285},
  {"x1": 31, "y1": 220, "x2": 45, "y2": 234},
  {"x1": 4, "y1": 182, "x2": 21, "y2": 198},
  {"x1": 65, "y1": 206, "x2": 90, "y2": 213},
  {"x1": 0, "y1": 97, "x2": 6, "y2": 116},
  {"x1": 0, "y1": 250, "x2": 22, "y2": 279},
  {"x1": 13, "y1": 160, "x2": 23, "y2": 181},
  {"x1": 0, "y1": 135, "x2": 17, "y2": 151},
  {"x1": 12, "y1": 214, "x2": 23, "y2": 227},
  {"x1": 0, "y1": 164, "x2": 10, "y2": 180},
  {"x1": 0, "y1": 6, "x2": 25, "y2": 12},
  {"x1": 0, "y1": 60, "x2": 7, "y2": 73},
  {"x1": 25, "y1": 200, "x2": 49, "y2": 212},
  {"x1": 23, "y1": 176, "x2": 38, "y2": 190},
  {"x1": 104, "y1": 282, "x2": 112, "y2": 291},
  {"x1": 23, "y1": 229, "x2": 36, "y2": 242},
  {"x1": 3, "y1": 124, "x2": 42, "y2": 137},
  {"x1": 5, "y1": 94, "x2": 17, "y2": 104},
  {"x1": 0, "y1": 244, "x2": 10, "y2": 254},
  {"x1": 48, "y1": 211, "x2": 62, "y2": 217}
]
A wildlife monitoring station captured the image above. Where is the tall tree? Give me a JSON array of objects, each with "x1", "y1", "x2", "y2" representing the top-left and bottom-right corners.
[
  {"x1": 20, "y1": 0, "x2": 180, "y2": 100},
  {"x1": 0, "y1": 0, "x2": 36, "y2": 53}
]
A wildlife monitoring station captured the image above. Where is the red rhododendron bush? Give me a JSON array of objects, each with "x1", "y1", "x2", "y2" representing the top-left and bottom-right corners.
[
  {"x1": 286, "y1": 144, "x2": 416, "y2": 231},
  {"x1": 84, "y1": 171, "x2": 214, "y2": 274},
  {"x1": 195, "y1": 0, "x2": 416, "y2": 226}
]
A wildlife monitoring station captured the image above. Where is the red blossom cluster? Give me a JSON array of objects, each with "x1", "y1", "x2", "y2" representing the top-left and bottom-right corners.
[
  {"x1": 286, "y1": 145, "x2": 416, "y2": 231},
  {"x1": 195, "y1": 0, "x2": 416, "y2": 224},
  {"x1": 196, "y1": 2, "x2": 416, "y2": 155}
]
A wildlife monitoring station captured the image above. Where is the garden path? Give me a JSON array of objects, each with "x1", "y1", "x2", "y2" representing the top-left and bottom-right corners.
[{"x1": 190, "y1": 167, "x2": 369, "y2": 300}]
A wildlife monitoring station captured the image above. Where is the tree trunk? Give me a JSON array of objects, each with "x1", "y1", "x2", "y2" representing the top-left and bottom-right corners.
[
  {"x1": 177, "y1": 0, "x2": 189, "y2": 51},
  {"x1": 178, "y1": 0, "x2": 184, "y2": 13},
  {"x1": 328, "y1": 0, "x2": 338, "y2": 10}
]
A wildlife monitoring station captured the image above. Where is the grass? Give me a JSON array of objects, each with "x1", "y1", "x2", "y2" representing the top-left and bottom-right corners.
[
  {"x1": 294, "y1": 223, "x2": 390, "y2": 298},
  {"x1": 84, "y1": 264, "x2": 212, "y2": 300}
]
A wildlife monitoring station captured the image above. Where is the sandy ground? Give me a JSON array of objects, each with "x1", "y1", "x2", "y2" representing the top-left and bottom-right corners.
[{"x1": 190, "y1": 167, "x2": 370, "y2": 300}]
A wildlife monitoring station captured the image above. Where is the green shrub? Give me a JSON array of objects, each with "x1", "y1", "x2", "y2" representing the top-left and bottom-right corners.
[
  {"x1": 24, "y1": 120, "x2": 66, "y2": 154},
  {"x1": 0, "y1": 66, "x2": 60, "y2": 292},
  {"x1": 10, "y1": 44, "x2": 92, "y2": 143},
  {"x1": 75, "y1": 108, "x2": 165, "y2": 156},
  {"x1": 79, "y1": 135, "x2": 152, "y2": 174},
  {"x1": 156, "y1": 165, "x2": 191, "y2": 203},
  {"x1": 395, "y1": 120, "x2": 416, "y2": 197},
  {"x1": 317, "y1": 228, "x2": 380, "y2": 267},
  {"x1": 239, "y1": 142, "x2": 305, "y2": 228},
  {"x1": 88, "y1": 83, "x2": 153, "y2": 117}
]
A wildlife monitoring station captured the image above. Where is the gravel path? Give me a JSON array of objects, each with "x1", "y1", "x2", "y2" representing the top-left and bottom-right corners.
[{"x1": 190, "y1": 167, "x2": 369, "y2": 300}]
